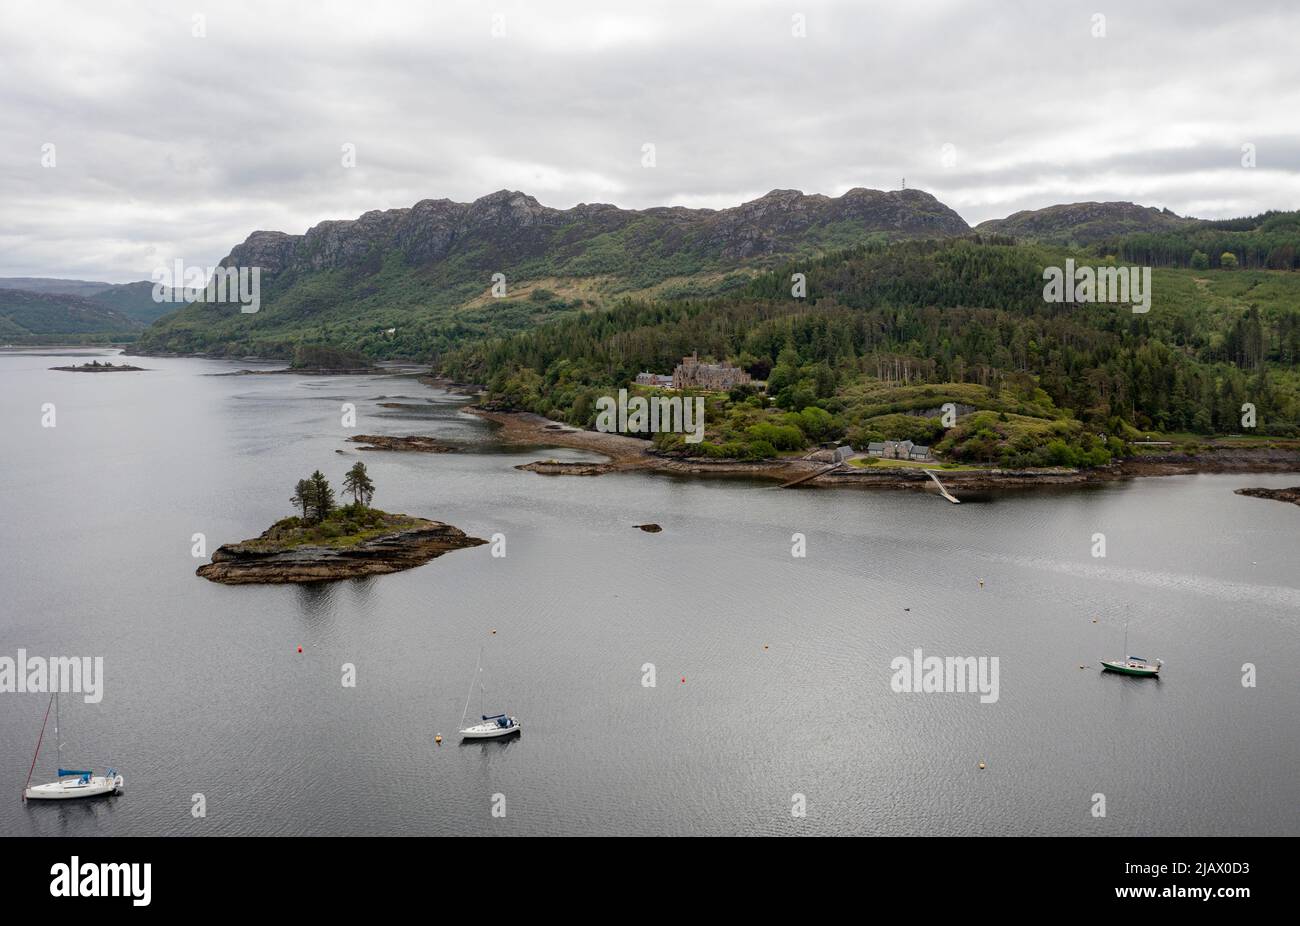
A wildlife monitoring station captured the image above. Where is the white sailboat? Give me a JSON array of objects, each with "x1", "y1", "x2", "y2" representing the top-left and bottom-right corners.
[
  {"x1": 1100, "y1": 620, "x2": 1163, "y2": 678},
  {"x1": 23, "y1": 690, "x2": 124, "y2": 801},
  {"x1": 458, "y1": 645, "x2": 520, "y2": 740}
]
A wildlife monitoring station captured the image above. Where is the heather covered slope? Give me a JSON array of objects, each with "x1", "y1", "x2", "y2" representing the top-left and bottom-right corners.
[{"x1": 134, "y1": 187, "x2": 970, "y2": 359}]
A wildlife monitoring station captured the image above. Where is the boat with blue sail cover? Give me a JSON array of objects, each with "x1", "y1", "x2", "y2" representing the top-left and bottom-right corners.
[
  {"x1": 457, "y1": 645, "x2": 520, "y2": 740},
  {"x1": 23, "y1": 691, "x2": 124, "y2": 800}
]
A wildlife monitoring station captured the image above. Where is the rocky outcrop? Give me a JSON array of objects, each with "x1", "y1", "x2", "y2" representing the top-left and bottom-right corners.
[
  {"x1": 348, "y1": 435, "x2": 456, "y2": 453},
  {"x1": 1234, "y1": 486, "x2": 1300, "y2": 507},
  {"x1": 136, "y1": 185, "x2": 975, "y2": 356},
  {"x1": 516, "y1": 460, "x2": 616, "y2": 475},
  {"x1": 51, "y1": 361, "x2": 145, "y2": 372},
  {"x1": 219, "y1": 187, "x2": 970, "y2": 277},
  {"x1": 196, "y1": 519, "x2": 485, "y2": 584}
]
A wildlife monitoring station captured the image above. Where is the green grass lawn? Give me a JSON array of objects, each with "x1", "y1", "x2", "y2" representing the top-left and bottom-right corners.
[
  {"x1": 245, "y1": 508, "x2": 422, "y2": 550},
  {"x1": 848, "y1": 457, "x2": 989, "y2": 471}
]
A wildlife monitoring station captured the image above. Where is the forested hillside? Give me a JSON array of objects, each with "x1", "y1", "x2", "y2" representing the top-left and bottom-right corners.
[{"x1": 445, "y1": 239, "x2": 1299, "y2": 465}]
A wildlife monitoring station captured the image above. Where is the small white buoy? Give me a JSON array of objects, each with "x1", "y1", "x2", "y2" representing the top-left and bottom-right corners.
[{"x1": 978, "y1": 762, "x2": 986, "y2": 770}]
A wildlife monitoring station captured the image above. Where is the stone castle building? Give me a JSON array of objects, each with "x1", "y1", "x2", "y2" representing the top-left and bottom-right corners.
[{"x1": 671, "y1": 352, "x2": 751, "y2": 391}]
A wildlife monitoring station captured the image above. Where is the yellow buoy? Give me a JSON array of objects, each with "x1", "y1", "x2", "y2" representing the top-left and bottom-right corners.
[
  {"x1": 434, "y1": 734, "x2": 442, "y2": 745},
  {"x1": 978, "y1": 762, "x2": 986, "y2": 770}
]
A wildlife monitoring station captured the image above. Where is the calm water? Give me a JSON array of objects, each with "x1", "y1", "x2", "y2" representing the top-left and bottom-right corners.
[{"x1": 1, "y1": 349, "x2": 1297, "y2": 836}]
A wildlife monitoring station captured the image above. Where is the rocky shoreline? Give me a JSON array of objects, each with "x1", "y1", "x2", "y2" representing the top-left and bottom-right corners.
[
  {"x1": 196, "y1": 518, "x2": 485, "y2": 584},
  {"x1": 466, "y1": 407, "x2": 1300, "y2": 492},
  {"x1": 214, "y1": 366, "x2": 382, "y2": 376},
  {"x1": 418, "y1": 374, "x2": 486, "y2": 396},
  {"x1": 1234, "y1": 486, "x2": 1300, "y2": 507}
]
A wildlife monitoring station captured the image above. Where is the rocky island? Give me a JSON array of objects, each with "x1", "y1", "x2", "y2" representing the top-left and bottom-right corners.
[
  {"x1": 516, "y1": 459, "x2": 615, "y2": 475},
  {"x1": 348, "y1": 434, "x2": 456, "y2": 453},
  {"x1": 1234, "y1": 486, "x2": 1300, "y2": 507},
  {"x1": 196, "y1": 462, "x2": 484, "y2": 584},
  {"x1": 51, "y1": 360, "x2": 146, "y2": 372}
]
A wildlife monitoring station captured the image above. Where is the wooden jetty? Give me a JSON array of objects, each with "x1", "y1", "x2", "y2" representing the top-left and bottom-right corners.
[
  {"x1": 923, "y1": 469, "x2": 960, "y2": 503},
  {"x1": 779, "y1": 462, "x2": 844, "y2": 488}
]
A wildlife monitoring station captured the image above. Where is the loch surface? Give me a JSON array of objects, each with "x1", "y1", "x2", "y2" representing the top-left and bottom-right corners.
[{"x1": 1, "y1": 350, "x2": 1297, "y2": 836}]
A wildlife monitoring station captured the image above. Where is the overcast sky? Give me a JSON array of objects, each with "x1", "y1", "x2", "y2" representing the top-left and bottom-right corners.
[{"x1": 3, "y1": 0, "x2": 1299, "y2": 282}]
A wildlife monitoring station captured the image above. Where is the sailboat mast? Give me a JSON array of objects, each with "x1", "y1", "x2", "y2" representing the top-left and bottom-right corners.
[
  {"x1": 55, "y1": 688, "x2": 61, "y2": 772},
  {"x1": 23, "y1": 692, "x2": 55, "y2": 799},
  {"x1": 460, "y1": 645, "x2": 483, "y2": 727}
]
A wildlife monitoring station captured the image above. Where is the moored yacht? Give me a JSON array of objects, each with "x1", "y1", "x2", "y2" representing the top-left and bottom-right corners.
[
  {"x1": 25, "y1": 770, "x2": 124, "y2": 801},
  {"x1": 456, "y1": 644, "x2": 521, "y2": 741},
  {"x1": 1100, "y1": 620, "x2": 1163, "y2": 677},
  {"x1": 459, "y1": 713, "x2": 521, "y2": 739},
  {"x1": 23, "y1": 691, "x2": 125, "y2": 801},
  {"x1": 1101, "y1": 656, "x2": 1163, "y2": 677}
]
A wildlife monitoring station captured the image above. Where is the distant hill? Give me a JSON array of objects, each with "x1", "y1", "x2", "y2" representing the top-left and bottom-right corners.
[
  {"x1": 974, "y1": 201, "x2": 1300, "y2": 269},
  {"x1": 84, "y1": 280, "x2": 178, "y2": 325},
  {"x1": 0, "y1": 288, "x2": 141, "y2": 341},
  {"x1": 135, "y1": 187, "x2": 971, "y2": 359},
  {"x1": 0, "y1": 277, "x2": 178, "y2": 333},
  {"x1": 974, "y1": 202, "x2": 1196, "y2": 245},
  {"x1": 0, "y1": 277, "x2": 116, "y2": 298}
]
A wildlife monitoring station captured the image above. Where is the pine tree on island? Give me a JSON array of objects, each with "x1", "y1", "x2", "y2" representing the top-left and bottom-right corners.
[
  {"x1": 307, "y1": 470, "x2": 335, "y2": 522},
  {"x1": 342, "y1": 461, "x2": 375, "y2": 508}
]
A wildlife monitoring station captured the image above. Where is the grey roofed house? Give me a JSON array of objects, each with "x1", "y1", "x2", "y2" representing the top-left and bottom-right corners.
[
  {"x1": 866, "y1": 441, "x2": 886, "y2": 455},
  {"x1": 880, "y1": 438, "x2": 920, "y2": 460},
  {"x1": 809, "y1": 445, "x2": 853, "y2": 464},
  {"x1": 909, "y1": 445, "x2": 931, "y2": 460}
]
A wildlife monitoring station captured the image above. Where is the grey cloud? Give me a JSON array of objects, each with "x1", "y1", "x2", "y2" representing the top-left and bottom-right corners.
[{"x1": 2, "y1": 0, "x2": 1298, "y2": 280}]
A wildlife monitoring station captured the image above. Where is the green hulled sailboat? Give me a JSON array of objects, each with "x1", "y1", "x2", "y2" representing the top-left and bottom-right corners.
[{"x1": 1100, "y1": 621, "x2": 1163, "y2": 677}]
